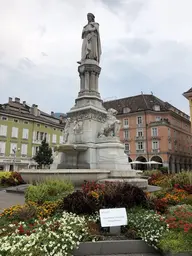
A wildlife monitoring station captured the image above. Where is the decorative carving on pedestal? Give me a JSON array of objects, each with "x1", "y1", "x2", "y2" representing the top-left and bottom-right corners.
[
  {"x1": 63, "y1": 117, "x2": 71, "y2": 143},
  {"x1": 68, "y1": 108, "x2": 106, "y2": 123},
  {"x1": 98, "y1": 108, "x2": 121, "y2": 137},
  {"x1": 73, "y1": 120, "x2": 84, "y2": 134}
]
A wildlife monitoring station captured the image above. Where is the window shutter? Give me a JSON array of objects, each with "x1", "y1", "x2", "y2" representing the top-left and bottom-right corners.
[{"x1": 0, "y1": 142, "x2": 6, "y2": 154}]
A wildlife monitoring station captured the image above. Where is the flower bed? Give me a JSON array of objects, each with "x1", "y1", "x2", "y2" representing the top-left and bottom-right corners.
[
  {"x1": 0, "y1": 171, "x2": 25, "y2": 188},
  {"x1": 0, "y1": 175, "x2": 192, "y2": 255}
]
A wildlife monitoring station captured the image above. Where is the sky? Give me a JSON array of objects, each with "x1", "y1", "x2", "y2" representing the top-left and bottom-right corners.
[{"x1": 1, "y1": 0, "x2": 192, "y2": 115}]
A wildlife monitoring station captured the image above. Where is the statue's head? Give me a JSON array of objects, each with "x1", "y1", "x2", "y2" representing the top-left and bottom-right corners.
[{"x1": 87, "y1": 13, "x2": 95, "y2": 22}]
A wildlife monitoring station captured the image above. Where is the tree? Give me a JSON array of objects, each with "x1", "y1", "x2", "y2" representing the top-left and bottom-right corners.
[{"x1": 33, "y1": 139, "x2": 53, "y2": 169}]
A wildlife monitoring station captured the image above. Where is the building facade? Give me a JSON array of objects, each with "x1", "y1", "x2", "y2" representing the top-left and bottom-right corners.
[
  {"x1": 0, "y1": 97, "x2": 65, "y2": 171},
  {"x1": 104, "y1": 94, "x2": 192, "y2": 173}
]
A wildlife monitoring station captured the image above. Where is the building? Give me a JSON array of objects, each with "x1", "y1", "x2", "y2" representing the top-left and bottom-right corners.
[
  {"x1": 183, "y1": 87, "x2": 192, "y2": 132},
  {"x1": 0, "y1": 97, "x2": 65, "y2": 171},
  {"x1": 104, "y1": 93, "x2": 192, "y2": 173}
]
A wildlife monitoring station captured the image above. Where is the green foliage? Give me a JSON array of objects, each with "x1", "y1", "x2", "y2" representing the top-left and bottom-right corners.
[
  {"x1": 171, "y1": 171, "x2": 192, "y2": 187},
  {"x1": 143, "y1": 170, "x2": 162, "y2": 177},
  {"x1": 159, "y1": 166, "x2": 168, "y2": 174},
  {"x1": 33, "y1": 139, "x2": 53, "y2": 168},
  {"x1": 25, "y1": 178, "x2": 74, "y2": 204},
  {"x1": 158, "y1": 231, "x2": 192, "y2": 253}
]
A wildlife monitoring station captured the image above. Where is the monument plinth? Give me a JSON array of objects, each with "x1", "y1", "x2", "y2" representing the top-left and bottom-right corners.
[{"x1": 51, "y1": 13, "x2": 145, "y2": 186}]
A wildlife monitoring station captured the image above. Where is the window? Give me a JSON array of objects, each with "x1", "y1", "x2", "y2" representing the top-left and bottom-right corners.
[
  {"x1": 23, "y1": 121, "x2": 29, "y2": 124},
  {"x1": 168, "y1": 141, "x2": 172, "y2": 150},
  {"x1": 151, "y1": 127, "x2": 158, "y2": 137},
  {"x1": 21, "y1": 144, "x2": 28, "y2": 155},
  {"x1": 10, "y1": 143, "x2": 17, "y2": 154},
  {"x1": 153, "y1": 105, "x2": 160, "y2": 111},
  {"x1": 37, "y1": 124, "x2": 40, "y2": 127},
  {"x1": 40, "y1": 132, "x2": 44, "y2": 140},
  {"x1": 32, "y1": 146, "x2": 35, "y2": 156},
  {"x1": 45, "y1": 133, "x2": 47, "y2": 140},
  {"x1": 137, "y1": 128, "x2": 143, "y2": 137},
  {"x1": 11, "y1": 127, "x2": 18, "y2": 138},
  {"x1": 35, "y1": 147, "x2": 39, "y2": 153},
  {"x1": 22, "y1": 129, "x2": 29, "y2": 139},
  {"x1": 0, "y1": 142, "x2": 6, "y2": 154},
  {"x1": 60, "y1": 135, "x2": 63, "y2": 144},
  {"x1": 137, "y1": 116, "x2": 143, "y2": 124},
  {"x1": 45, "y1": 125, "x2": 47, "y2": 128},
  {"x1": 168, "y1": 128, "x2": 171, "y2": 136},
  {"x1": 137, "y1": 141, "x2": 143, "y2": 150},
  {"x1": 54, "y1": 128, "x2": 56, "y2": 131},
  {"x1": 123, "y1": 107, "x2": 130, "y2": 114},
  {"x1": 14, "y1": 119, "x2": 18, "y2": 123},
  {"x1": 156, "y1": 116, "x2": 161, "y2": 121},
  {"x1": 124, "y1": 143, "x2": 130, "y2": 152},
  {"x1": 52, "y1": 134, "x2": 57, "y2": 143},
  {"x1": 36, "y1": 131, "x2": 39, "y2": 140},
  {"x1": 1, "y1": 116, "x2": 7, "y2": 121},
  {"x1": 47, "y1": 134, "x2": 50, "y2": 143},
  {"x1": 0, "y1": 125, "x2": 7, "y2": 136},
  {"x1": 152, "y1": 141, "x2": 159, "y2": 149},
  {"x1": 124, "y1": 130, "x2": 129, "y2": 139},
  {"x1": 123, "y1": 119, "x2": 129, "y2": 127}
]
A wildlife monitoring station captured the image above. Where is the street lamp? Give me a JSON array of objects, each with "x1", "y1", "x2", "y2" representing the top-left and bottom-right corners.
[{"x1": 12, "y1": 147, "x2": 20, "y2": 172}]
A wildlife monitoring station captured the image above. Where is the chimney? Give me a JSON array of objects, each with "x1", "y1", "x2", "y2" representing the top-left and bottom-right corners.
[
  {"x1": 15, "y1": 97, "x2": 20, "y2": 103},
  {"x1": 31, "y1": 104, "x2": 39, "y2": 116},
  {"x1": 51, "y1": 111, "x2": 54, "y2": 117},
  {"x1": 23, "y1": 101, "x2": 26, "y2": 106},
  {"x1": 8, "y1": 97, "x2": 12, "y2": 103}
]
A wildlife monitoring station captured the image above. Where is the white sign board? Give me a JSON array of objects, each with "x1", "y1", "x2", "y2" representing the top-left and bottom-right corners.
[{"x1": 99, "y1": 208, "x2": 127, "y2": 227}]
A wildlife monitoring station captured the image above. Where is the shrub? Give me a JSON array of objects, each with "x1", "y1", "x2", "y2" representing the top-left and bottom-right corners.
[
  {"x1": 170, "y1": 172, "x2": 192, "y2": 187},
  {"x1": 60, "y1": 190, "x2": 100, "y2": 215},
  {"x1": 159, "y1": 166, "x2": 168, "y2": 174},
  {"x1": 158, "y1": 231, "x2": 192, "y2": 253},
  {"x1": 0, "y1": 172, "x2": 25, "y2": 187},
  {"x1": 25, "y1": 179, "x2": 74, "y2": 204},
  {"x1": 143, "y1": 170, "x2": 162, "y2": 177},
  {"x1": 61, "y1": 182, "x2": 148, "y2": 215}
]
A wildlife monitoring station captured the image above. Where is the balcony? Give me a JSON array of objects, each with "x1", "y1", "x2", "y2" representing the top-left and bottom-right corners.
[
  {"x1": 150, "y1": 136, "x2": 161, "y2": 140},
  {"x1": 135, "y1": 136, "x2": 145, "y2": 141},
  {"x1": 151, "y1": 149, "x2": 160, "y2": 154},
  {"x1": 123, "y1": 137, "x2": 131, "y2": 142},
  {"x1": 136, "y1": 123, "x2": 144, "y2": 128},
  {"x1": 136, "y1": 149, "x2": 145, "y2": 154},
  {"x1": 32, "y1": 139, "x2": 42, "y2": 145},
  {"x1": 123, "y1": 125, "x2": 129, "y2": 129},
  {"x1": 124, "y1": 150, "x2": 130, "y2": 154}
]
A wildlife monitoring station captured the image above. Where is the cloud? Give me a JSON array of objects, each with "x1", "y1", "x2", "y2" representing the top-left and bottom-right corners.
[{"x1": 0, "y1": 0, "x2": 191, "y2": 115}]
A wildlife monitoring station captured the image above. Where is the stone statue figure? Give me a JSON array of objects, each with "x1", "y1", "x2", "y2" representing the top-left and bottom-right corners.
[
  {"x1": 78, "y1": 13, "x2": 102, "y2": 64},
  {"x1": 63, "y1": 117, "x2": 71, "y2": 143},
  {"x1": 98, "y1": 108, "x2": 121, "y2": 137},
  {"x1": 73, "y1": 120, "x2": 83, "y2": 134}
]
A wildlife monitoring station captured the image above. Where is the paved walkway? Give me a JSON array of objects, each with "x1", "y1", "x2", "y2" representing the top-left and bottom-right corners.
[{"x1": 0, "y1": 190, "x2": 25, "y2": 212}]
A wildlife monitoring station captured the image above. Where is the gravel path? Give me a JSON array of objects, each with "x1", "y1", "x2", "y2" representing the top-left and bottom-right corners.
[{"x1": 0, "y1": 190, "x2": 25, "y2": 212}]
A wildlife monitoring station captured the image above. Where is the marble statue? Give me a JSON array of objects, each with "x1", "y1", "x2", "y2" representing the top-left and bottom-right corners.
[
  {"x1": 63, "y1": 117, "x2": 71, "y2": 143},
  {"x1": 98, "y1": 108, "x2": 121, "y2": 137},
  {"x1": 73, "y1": 120, "x2": 83, "y2": 134},
  {"x1": 77, "y1": 13, "x2": 102, "y2": 64}
]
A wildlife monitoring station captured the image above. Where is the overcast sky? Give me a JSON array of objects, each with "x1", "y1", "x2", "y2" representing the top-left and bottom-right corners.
[{"x1": 1, "y1": 0, "x2": 192, "y2": 115}]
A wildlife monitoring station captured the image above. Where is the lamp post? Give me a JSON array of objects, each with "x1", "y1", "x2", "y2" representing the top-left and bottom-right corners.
[{"x1": 12, "y1": 147, "x2": 20, "y2": 172}]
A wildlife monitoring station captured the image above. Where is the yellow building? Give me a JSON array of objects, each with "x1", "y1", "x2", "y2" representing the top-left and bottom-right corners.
[{"x1": 0, "y1": 97, "x2": 65, "y2": 171}]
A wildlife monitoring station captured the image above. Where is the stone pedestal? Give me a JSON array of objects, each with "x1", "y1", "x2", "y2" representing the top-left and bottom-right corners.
[{"x1": 52, "y1": 59, "x2": 132, "y2": 172}]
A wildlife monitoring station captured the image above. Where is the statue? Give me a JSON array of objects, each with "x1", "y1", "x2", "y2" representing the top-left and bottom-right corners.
[
  {"x1": 73, "y1": 120, "x2": 83, "y2": 134},
  {"x1": 98, "y1": 108, "x2": 121, "y2": 137},
  {"x1": 77, "y1": 13, "x2": 102, "y2": 64},
  {"x1": 63, "y1": 118, "x2": 71, "y2": 143}
]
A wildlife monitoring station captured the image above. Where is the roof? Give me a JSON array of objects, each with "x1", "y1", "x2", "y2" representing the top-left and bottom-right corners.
[
  {"x1": 103, "y1": 94, "x2": 190, "y2": 119},
  {"x1": 0, "y1": 100, "x2": 65, "y2": 128},
  {"x1": 183, "y1": 87, "x2": 192, "y2": 94},
  {"x1": 103, "y1": 94, "x2": 167, "y2": 113}
]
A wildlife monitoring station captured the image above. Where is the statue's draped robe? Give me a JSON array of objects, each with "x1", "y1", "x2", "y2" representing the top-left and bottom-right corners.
[{"x1": 81, "y1": 22, "x2": 101, "y2": 63}]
